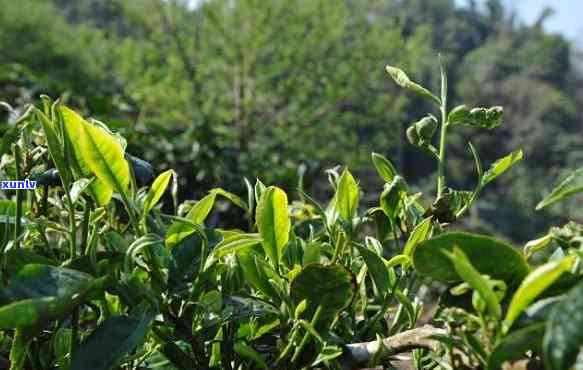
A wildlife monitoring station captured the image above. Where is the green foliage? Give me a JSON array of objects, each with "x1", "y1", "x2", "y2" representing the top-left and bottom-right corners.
[
  {"x1": 413, "y1": 232, "x2": 529, "y2": 285},
  {"x1": 1, "y1": 22, "x2": 582, "y2": 368}
]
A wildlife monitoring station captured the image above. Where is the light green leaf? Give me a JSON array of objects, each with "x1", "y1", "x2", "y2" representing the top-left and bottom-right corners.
[
  {"x1": 59, "y1": 106, "x2": 113, "y2": 206},
  {"x1": 78, "y1": 115, "x2": 130, "y2": 199},
  {"x1": 164, "y1": 216, "x2": 206, "y2": 248},
  {"x1": 205, "y1": 232, "x2": 262, "y2": 269},
  {"x1": 371, "y1": 152, "x2": 397, "y2": 183},
  {"x1": 211, "y1": 188, "x2": 249, "y2": 212},
  {"x1": 403, "y1": 217, "x2": 433, "y2": 259},
  {"x1": 544, "y1": 280, "x2": 583, "y2": 370},
  {"x1": 335, "y1": 169, "x2": 359, "y2": 220},
  {"x1": 523, "y1": 234, "x2": 553, "y2": 260},
  {"x1": 536, "y1": 167, "x2": 583, "y2": 210},
  {"x1": 311, "y1": 344, "x2": 343, "y2": 367},
  {"x1": 69, "y1": 178, "x2": 93, "y2": 204},
  {"x1": 186, "y1": 192, "x2": 217, "y2": 224},
  {"x1": 143, "y1": 169, "x2": 173, "y2": 215},
  {"x1": 385, "y1": 65, "x2": 441, "y2": 105},
  {"x1": 256, "y1": 186, "x2": 290, "y2": 265},
  {"x1": 448, "y1": 105, "x2": 503, "y2": 129},
  {"x1": 385, "y1": 254, "x2": 411, "y2": 269},
  {"x1": 380, "y1": 176, "x2": 406, "y2": 221},
  {"x1": 504, "y1": 255, "x2": 575, "y2": 331},
  {"x1": 481, "y1": 150, "x2": 523, "y2": 187},
  {"x1": 442, "y1": 247, "x2": 501, "y2": 318}
]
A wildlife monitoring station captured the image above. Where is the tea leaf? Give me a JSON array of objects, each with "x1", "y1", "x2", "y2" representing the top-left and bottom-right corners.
[
  {"x1": 78, "y1": 114, "x2": 130, "y2": 199},
  {"x1": 442, "y1": 247, "x2": 501, "y2": 318},
  {"x1": 544, "y1": 280, "x2": 583, "y2": 370},
  {"x1": 504, "y1": 255, "x2": 575, "y2": 331},
  {"x1": 36, "y1": 110, "x2": 69, "y2": 186},
  {"x1": 59, "y1": 106, "x2": 113, "y2": 205},
  {"x1": 71, "y1": 311, "x2": 153, "y2": 370},
  {"x1": 205, "y1": 232, "x2": 262, "y2": 269},
  {"x1": 290, "y1": 264, "x2": 355, "y2": 325},
  {"x1": 233, "y1": 342, "x2": 268, "y2": 370},
  {"x1": 356, "y1": 245, "x2": 390, "y2": 294},
  {"x1": 335, "y1": 169, "x2": 359, "y2": 220},
  {"x1": 371, "y1": 152, "x2": 397, "y2": 183},
  {"x1": 385, "y1": 65, "x2": 440, "y2": 105},
  {"x1": 536, "y1": 167, "x2": 583, "y2": 210},
  {"x1": 488, "y1": 323, "x2": 545, "y2": 370},
  {"x1": 481, "y1": 150, "x2": 523, "y2": 187},
  {"x1": 403, "y1": 216, "x2": 433, "y2": 259},
  {"x1": 143, "y1": 169, "x2": 173, "y2": 215},
  {"x1": 413, "y1": 232, "x2": 529, "y2": 286},
  {"x1": 256, "y1": 186, "x2": 290, "y2": 265}
]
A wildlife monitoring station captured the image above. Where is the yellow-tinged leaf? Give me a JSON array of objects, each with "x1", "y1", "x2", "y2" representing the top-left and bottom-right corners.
[
  {"x1": 504, "y1": 255, "x2": 576, "y2": 332},
  {"x1": 59, "y1": 106, "x2": 113, "y2": 205},
  {"x1": 256, "y1": 186, "x2": 290, "y2": 265},
  {"x1": 78, "y1": 115, "x2": 130, "y2": 198},
  {"x1": 143, "y1": 170, "x2": 173, "y2": 215}
]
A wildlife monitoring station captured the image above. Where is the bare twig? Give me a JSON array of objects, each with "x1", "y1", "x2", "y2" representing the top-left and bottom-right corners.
[{"x1": 344, "y1": 325, "x2": 446, "y2": 365}]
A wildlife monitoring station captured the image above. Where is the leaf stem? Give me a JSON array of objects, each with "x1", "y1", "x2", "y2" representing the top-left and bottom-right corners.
[
  {"x1": 437, "y1": 56, "x2": 448, "y2": 198},
  {"x1": 13, "y1": 145, "x2": 23, "y2": 249},
  {"x1": 291, "y1": 305, "x2": 324, "y2": 365}
]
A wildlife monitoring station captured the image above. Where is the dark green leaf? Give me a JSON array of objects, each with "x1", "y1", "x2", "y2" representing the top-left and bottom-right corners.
[
  {"x1": 290, "y1": 264, "x2": 355, "y2": 325},
  {"x1": 71, "y1": 311, "x2": 153, "y2": 370},
  {"x1": 356, "y1": 244, "x2": 390, "y2": 294},
  {"x1": 544, "y1": 280, "x2": 583, "y2": 370},
  {"x1": 413, "y1": 232, "x2": 529, "y2": 286},
  {"x1": 488, "y1": 323, "x2": 545, "y2": 370}
]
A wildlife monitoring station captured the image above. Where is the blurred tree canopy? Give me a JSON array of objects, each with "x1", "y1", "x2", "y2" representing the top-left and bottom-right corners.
[{"x1": 1, "y1": 0, "x2": 582, "y2": 241}]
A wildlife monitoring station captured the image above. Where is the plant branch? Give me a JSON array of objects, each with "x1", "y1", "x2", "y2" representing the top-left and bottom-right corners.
[{"x1": 344, "y1": 325, "x2": 446, "y2": 365}]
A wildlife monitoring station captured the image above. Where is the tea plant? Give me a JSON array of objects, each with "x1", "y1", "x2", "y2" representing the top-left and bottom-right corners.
[{"x1": 0, "y1": 60, "x2": 581, "y2": 370}]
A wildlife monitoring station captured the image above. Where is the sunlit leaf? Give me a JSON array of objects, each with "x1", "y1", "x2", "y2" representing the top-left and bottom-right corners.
[
  {"x1": 442, "y1": 247, "x2": 501, "y2": 318},
  {"x1": 143, "y1": 169, "x2": 173, "y2": 215},
  {"x1": 504, "y1": 255, "x2": 575, "y2": 331},
  {"x1": 371, "y1": 152, "x2": 397, "y2": 183},
  {"x1": 481, "y1": 150, "x2": 523, "y2": 187},
  {"x1": 385, "y1": 65, "x2": 440, "y2": 105},
  {"x1": 335, "y1": 169, "x2": 359, "y2": 220},
  {"x1": 536, "y1": 167, "x2": 583, "y2": 210},
  {"x1": 256, "y1": 186, "x2": 290, "y2": 265}
]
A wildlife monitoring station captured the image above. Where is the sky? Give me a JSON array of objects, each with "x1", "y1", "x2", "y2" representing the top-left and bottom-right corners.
[{"x1": 457, "y1": 0, "x2": 583, "y2": 46}]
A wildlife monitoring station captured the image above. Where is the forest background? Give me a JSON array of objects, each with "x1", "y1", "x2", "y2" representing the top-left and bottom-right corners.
[{"x1": 1, "y1": 0, "x2": 582, "y2": 243}]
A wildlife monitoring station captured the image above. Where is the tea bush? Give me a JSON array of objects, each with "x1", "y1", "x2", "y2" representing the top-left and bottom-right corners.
[{"x1": 0, "y1": 61, "x2": 582, "y2": 370}]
